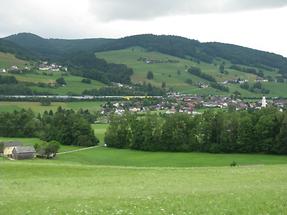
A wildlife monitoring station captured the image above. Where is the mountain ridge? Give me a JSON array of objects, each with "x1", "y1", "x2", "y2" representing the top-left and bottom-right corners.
[{"x1": 2, "y1": 33, "x2": 287, "y2": 75}]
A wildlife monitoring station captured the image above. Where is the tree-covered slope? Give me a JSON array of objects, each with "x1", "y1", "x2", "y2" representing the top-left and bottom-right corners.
[
  {"x1": 95, "y1": 34, "x2": 287, "y2": 72},
  {"x1": 4, "y1": 33, "x2": 287, "y2": 73},
  {"x1": 1, "y1": 32, "x2": 287, "y2": 96},
  {"x1": 5, "y1": 33, "x2": 112, "y2": 60}
]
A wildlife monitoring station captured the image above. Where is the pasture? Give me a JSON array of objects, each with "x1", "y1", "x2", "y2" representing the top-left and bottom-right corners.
[
  {"x1": 96, "y1": 47, "x2": 284, "y2": 97},
  {"x1": 0, "y1": 52, "x2": 29, "y2": 68},
  {"x1": 2, "y1": 72, "x2": 105, "y2": 95},
  {"x1": 1, "y1": 161, "x2": 287, "y2": 215}
]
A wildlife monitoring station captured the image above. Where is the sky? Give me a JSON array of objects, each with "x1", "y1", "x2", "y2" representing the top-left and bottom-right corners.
[{"x1": 0, "y1": 0, "x2": 287, "y2": 57}]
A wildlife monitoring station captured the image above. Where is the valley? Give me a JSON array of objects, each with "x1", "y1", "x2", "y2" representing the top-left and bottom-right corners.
[{"x1": 1, "y1": 32, "x2": 287, "y2": 215}]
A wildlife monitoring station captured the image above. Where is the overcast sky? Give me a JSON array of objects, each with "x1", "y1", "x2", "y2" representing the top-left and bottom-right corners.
[{"x1": 0, "y1": 0, "x2": 287, "y2": 56}]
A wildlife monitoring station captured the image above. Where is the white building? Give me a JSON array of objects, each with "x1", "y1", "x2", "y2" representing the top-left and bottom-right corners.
[{"x1": 262, "y1": 96, "x2": 267, "y2": 108}]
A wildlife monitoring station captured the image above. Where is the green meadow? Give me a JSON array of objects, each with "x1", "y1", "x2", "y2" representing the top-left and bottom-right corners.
[
  {"x1": 1, "y1": 72, "x2": 105, "y2": 95},
  {"x1": 0, "y1": 52, "x2": 29, "y2": 68},
  {"x1": 96, "y1": 47, "x2": 287, "y2": 97},
  {"x1": 1, "y1": 160, "x2": 287, "y2": 215}
]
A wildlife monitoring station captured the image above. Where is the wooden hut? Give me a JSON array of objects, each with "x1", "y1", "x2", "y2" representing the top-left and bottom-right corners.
[{"x1": 11, "y1": 146, "x2": 36, "y2": 160}]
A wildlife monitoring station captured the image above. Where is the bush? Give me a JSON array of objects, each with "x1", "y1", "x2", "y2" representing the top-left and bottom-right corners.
[
  {"x1": 56, "y1": 77, "x2": 66, "y2": 85},
  {"x1": 40, "y1": 100, "x2": 51, "y2": 106},
  {"x1": 34, "y1": 141, "x2": 60, "y2": 159},
  {"x1": 81, "y1": 78, "x2": 92, "y2": 84},
  {"x1": 230, "y1": 161, "x2": 237, "y2": 167},
  {"x1": 147, "y1": 71, "x2": 154, "y2": 80}
]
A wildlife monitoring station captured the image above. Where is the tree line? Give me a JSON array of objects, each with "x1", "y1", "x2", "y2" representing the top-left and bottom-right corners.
[
  {"x1": 0, "y1": 108, "x2": 98, "y2": 146},
  {"x1": 65, "y1": 52, "x2": 133, "y2": 84},
  {"x1": 188, "y1": 67, "x2": 216, "y2": 82},
  {"x1": 83, "y1": 83, "x2": 166, "y2": 96},
  {"x1": 105, "y1": 108, "x2": 287, "y2": 154},
  {"x1": 240, "y1": 82, "x2": 270, "y2": 94},
  {"x1": 188, "y1": 67, "x2": 229, "y2": 92}
]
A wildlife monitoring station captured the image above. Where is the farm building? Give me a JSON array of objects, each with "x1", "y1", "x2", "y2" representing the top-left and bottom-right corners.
[
  {"x1": 0, "y1": 141, "x2": 22, "y2": 153},
  {"x1": 11, "y1": 146, "x2": 36, "y2": 160},
  {"x1": 4, "y1": 146, "x2": 36, "y2": 160}
]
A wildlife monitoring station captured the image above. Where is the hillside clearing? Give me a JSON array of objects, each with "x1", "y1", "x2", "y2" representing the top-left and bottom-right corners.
[{"x1": 0, "y1": 52, "x2": 28, "y2": 68}]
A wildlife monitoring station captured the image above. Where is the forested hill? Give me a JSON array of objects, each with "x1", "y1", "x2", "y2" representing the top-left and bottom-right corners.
[
  {"x1": 0, "y1": 38, "x2": 36, "y2": 60},
  {"x1": 3, "y1": 33, "x2": 287, "y2": 75},
  {"x1": 4, "y1": 33, "x2": 112, "y2": 60},
  {"x1": 97, "y1": 34, "x2": 287, "y2": 75}
]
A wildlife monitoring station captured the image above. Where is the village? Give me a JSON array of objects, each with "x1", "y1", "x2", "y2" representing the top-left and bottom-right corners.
[
  {"x1": 0, "y1": 61, "x2": 67, "y2": 74},
  {"x1": 100, "y1": 94, "x2": 287, "y2": 116}
]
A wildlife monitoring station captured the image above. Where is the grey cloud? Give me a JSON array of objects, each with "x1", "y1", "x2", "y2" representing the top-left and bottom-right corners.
[{"x1": 89, "y1": 0, "x2": 287, "y2": 21}]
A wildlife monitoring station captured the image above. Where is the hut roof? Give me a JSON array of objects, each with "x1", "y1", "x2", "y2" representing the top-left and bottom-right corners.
[
  {"x1": 13, "y1": 146, "x2": 36, "y2": 154},
  {"x1": 2, "y1": 142, "x2": 23, "y2": 148}
]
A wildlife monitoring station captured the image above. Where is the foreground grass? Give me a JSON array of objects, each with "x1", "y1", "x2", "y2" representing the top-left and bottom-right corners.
[{"x1": 1, "y1": 161, "x2": 287, "y2": 215}]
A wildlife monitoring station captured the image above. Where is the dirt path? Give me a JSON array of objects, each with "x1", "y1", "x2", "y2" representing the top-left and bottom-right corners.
[{"x1": 57, "y1": 146, "x2": 100, "y2": 155}]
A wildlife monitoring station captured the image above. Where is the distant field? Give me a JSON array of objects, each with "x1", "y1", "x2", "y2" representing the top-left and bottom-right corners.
[
  {"x1": 0, "y1": 52, "x2": 29, "y2": 68},
  {"x1": 54, "y1": 147, "x2": 287, "y2": 167},
  {"x1": 96, "y1": 47, "x2": 287, "y2": 97},
  {"x1": 1, "y1": 72, "x2": 105, "y2": 95},
  {"x1": 92, "y1": 124, "x2": 108, "y2": 145},
  {"x1": 96, "y1": 47, "x2": 211, "y2": 91},
  {"x1": 0, "y1": 101, "x2": 104, "y2": 113}
]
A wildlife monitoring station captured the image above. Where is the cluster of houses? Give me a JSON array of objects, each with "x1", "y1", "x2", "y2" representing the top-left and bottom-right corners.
[
  {"x1": 173, "y1": 95, "x2": 273, "y2": 111},
  {"x1": 38, "y1": 61, "x2": 67, "y2": 72},
  {"x1": 0, "y1": 65, "x2": 31, "y2": 74},
  {"x1": 0, "y1": 142, "x2": 36, "y2": 160},
  {"x1": 0, "y1": 61, "x2": 67, "y2": 74},
  {"x1": 221, "y1": 79, "x2": 248, "y2": 85},
  {"x1": 137, "y1": 57, "x2": 179, "y2": 64},
  {"x1": 100, "y1": 94, "x2": 286, "y2": 116}
]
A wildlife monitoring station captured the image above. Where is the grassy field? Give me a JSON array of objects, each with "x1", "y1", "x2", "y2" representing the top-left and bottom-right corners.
[
  {"x1": 55, "y1": 147, "x2": 287, "y2": 167},
  {"x1": 1, "y1": 161, "x2": 287, "y2": 214},
  {"x1": 0, "y1": 101, "x2": 104, "y2": 113},
  {"x1": 2, "y1": 130, "x2": 287, "y2": 214},
  {"x1": 0, "y1": 52, "x2": 105, "y2": 95},
  {"x1": 96, "y1": 47, "x2": 287, "y2": 97},
  {"x1": 0, "y1": 52, "x2": 29, "y2": 68},
  {"x1": 92, "y1": 124, "x2": 108, "y2": 145},
  {"x1": 1, "y1": 72, "x2": 105, "y2": 95},
  {"x1": 96, "y1": 47, "x2": 214, "y2": 91}
]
